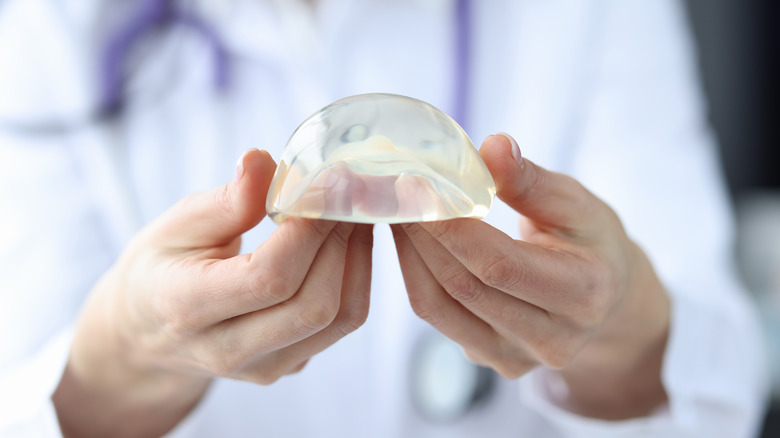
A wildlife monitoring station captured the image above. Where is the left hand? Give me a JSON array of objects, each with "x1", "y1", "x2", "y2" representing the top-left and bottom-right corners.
[{"x1": 392, "y1": 134, "x2": 670, "y2": 420}]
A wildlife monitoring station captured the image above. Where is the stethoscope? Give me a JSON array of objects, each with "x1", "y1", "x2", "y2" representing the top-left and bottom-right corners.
[
  {"x1": 410, "y1": 330, "x2": 497, "y2": 422},
  {"x1": 1, "y1": 0, "x2": 471, "y2": 136},
  {"x1": 1, "y1": 0, "x2": 497, "y2": 421}
]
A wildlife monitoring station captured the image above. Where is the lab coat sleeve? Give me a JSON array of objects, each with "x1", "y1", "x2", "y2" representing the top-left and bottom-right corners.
[
  {"x1": 0, "y1": 329, "x2": 205, "y2": 438},
  {"x1": 0, "y1": 330, "x2": 72, "y2": 438},
  {"x1": 0, "y1": 0, "x2": 213, "y2": 433},
  {"x1": 518, "y1": 0, "x2": 769, "y2": 436}
]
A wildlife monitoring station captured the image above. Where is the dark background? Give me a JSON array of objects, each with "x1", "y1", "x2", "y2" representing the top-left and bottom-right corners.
[
  {"x1": 685, "y1": 0, "x2": 778, "y2": 194},
  {"x1": 684, "y1": 1, "x2": 778, "y2": 436}
]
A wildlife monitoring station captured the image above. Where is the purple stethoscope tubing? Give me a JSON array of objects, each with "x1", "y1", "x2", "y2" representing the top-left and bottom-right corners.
[
  {"x1": 99, "y1": 0, "x2": 472, "y2": 129},
  {"x1": 0, "y1": 1, "x2": 471, "y2": 136},
  {"x1": 452, "y1": 0, "x2": 471, "y2": 132},
  {"x1": 0, "y1": 0, "x2": 492, "y2": 418},
  {"x1": 99, "y1": 0, "x2": 230, "y2": 116}
]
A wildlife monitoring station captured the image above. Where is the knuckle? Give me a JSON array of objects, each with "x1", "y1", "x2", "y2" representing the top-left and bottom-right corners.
[
  {"x1": 295, "y1": 295, "x2": 340, "y2": 332},
  {"x1": 441, "y1": 268, "x2": 484, "y2": 305},
  {"x1": 206, "y1": 350, "x2": 247, "y2": 377},
  {"x1": 477, "y1": 254, "x2": 521, "y2": 290},
  {"x1": 306, "y1": 218, "x2": 338, "y2": 241},
  {"x1": 286, "y1": 360, "x2": 309, "y2": 376},
  {"x1": 262, "y1": 359, "x2": 309, "y2": 384},
  {"x1": 577, "y1": 295, "x2": 608, "y2": 327},
  {"x1": 572, "y1": 259, "x2": 615, "y2": 326},
  {"x1": 248, "y1": 370, "x2": 283, "y2": 386},
  {"x1": 518, "y1": 164, "x2": 546, "y2": 201},
  {"x1": 463, "y1": 348, "x2": 490, "y2": 367},
  {"x1": 400, "y1": 222, "x2": 423, "y2": 236},
  {"x1": 399, "y1": 222, "x2": 430, "y2": 243},
  {"x1": 284, "y1": 218, "x2": 335, "y2": 250},
  {"x1": 333, "y1": 300, "x2": 369, "y2": 337},
  {"x1": 328, "y1": 223, "x2": 354, "y2": 251},
  {"x1": 214, "y1": 185, "x2": 233, "y2": 214},
  {"x1": 493, "y1": 365, "x2": 524, "y2": 380},
  {"x1": 254, "y1": 359, "x2": 309, "y2": 385},
  {"x1": 407, "y1": 292, "x2": 445, "y2": 326},
  {"x1": 297, "y1": 221, "x2": 351, "y2": 257},
  {"x1": 235, "y1": 360, "x2": 287, "y2": 386},
  {"x1": 492, "y1": 357, "x2": 536, "y2": 380},
  {"x1": 464, "y1": 346, "x2": 507, "y2": 373},
  {"x1": 464, "y1": 340, "x2": 537, "y2": 380},
  {"x1": 535, "y1": 336, "x2": 581, "y2": 370},
  {"x1": 424, "y1": 219, "x2": 457, "y2": 242},
  {"x1": 156, "y1": 296, "x2": 197, "y2": 336},
  {"x1": 212, "y1": 186, "x2": 244, "y2": 231},
  {"x1": 252, "y1": 376, "x2": 278, "y2": 386},
  {"x1": 539, "y1": 349, "x2": 574, "y2": 370},
  {"x1": 493, "y1": 342, "x2": 537, "y2": 379},
  {"x1": 248, "y1": 266, "x2": 297, "y2": 305}
]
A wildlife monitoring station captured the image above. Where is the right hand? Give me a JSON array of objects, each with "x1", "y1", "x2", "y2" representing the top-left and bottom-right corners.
[{"x1": 53, "y1": 149, "x2": 374, "y2": 438}]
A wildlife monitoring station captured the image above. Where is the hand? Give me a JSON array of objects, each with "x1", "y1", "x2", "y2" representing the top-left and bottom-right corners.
[
  {"x1": 392, "y1": 134, "x2": 670, "y2": 420},
  {"x1": 53, "y1": 149, "x2": 374, "y2": 438}
]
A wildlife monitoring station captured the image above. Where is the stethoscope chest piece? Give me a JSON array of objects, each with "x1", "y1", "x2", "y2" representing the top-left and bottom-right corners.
[{"x1": 410, "y1": 331, "x2": 495, "y2": 422}]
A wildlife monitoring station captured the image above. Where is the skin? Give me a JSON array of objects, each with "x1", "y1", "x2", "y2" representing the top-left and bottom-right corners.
[
  {"x1": 392, "y1": 134, "x2": 670, "y2": 419},
  {"x1": 52, "y1": 134, "x2": 670, "y2": 436},
  {"x1": 53, "y1": 150, "x2": 375, "y2": 437}
]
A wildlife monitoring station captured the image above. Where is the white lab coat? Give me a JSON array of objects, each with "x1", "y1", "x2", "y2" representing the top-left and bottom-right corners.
[{"x1": 0, "y1": 0, "x2": 768, "y2": 436}]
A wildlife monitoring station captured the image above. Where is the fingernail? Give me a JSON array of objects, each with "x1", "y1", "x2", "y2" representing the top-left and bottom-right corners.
[
  {"x1": 497, "y1": 132, "x2": 522, "y2": 164},
  {"x1": 234, "y1": 149, "x2": 255, "y2": 183}
]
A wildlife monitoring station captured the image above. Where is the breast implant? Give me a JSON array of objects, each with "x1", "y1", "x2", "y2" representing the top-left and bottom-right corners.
[{"x1": 266, "y1": 93, "x2": 496, "y2": 224}]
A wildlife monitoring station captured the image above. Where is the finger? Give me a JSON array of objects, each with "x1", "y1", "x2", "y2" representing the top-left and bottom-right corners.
[
  {"x1": 203, "y1": 222, "x2": 356, "y2": 374},
  {"x1": 168, "y1": 217, "x2": 339, "y2": 325},
  {"x1": 241, "y1": 224, "x2": 375, "y2": 383},
  {"x1": 400, "y1": 222, "x2": 550, "y2": 331},
  {"x1": 333, "y1": 223, "x2": 374, "y2": 334},
  {"x1": 290, "y1": 222, "x2": 373, "y2": 344},
  {"x1": 146, "y1": 149, "x2": 277, "y2": 250},
  {"x1": 414, "y1": 218, "x2": 588, "y2": 313},
  {"x1": 479, "y1": 133, "x2": 615, "y2": 237},
  {"x1": 391, "y1": 224, "x2": 505, "y2": 365},
  {"x1": 399, "y1": 223, "x2": 574, "y2": 372}
]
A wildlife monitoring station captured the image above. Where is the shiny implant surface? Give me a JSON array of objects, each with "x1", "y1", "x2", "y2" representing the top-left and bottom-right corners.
[{"x1": 266, "y1": 93, "x2": 495, "y2": 224}]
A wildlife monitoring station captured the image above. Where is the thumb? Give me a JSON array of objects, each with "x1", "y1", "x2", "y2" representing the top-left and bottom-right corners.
[
  {"x1": 147, "y1": 149, "x2": 277, "y2": 249},
  {"x1": 479, "y1": 133, "x2": 604, "y2": 233}
]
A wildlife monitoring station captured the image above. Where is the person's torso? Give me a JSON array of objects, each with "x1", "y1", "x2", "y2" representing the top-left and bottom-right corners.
[{"x1": 0, "y1": 1, "x2": 603, "y2": 435}]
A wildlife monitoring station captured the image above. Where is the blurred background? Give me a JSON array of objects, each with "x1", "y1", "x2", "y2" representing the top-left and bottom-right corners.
[{"x1": 683, "y1": 0, "x2": 779, "y2": 436}]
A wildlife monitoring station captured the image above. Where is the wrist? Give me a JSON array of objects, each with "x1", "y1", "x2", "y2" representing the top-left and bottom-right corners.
[
  {"x1": 53, "y1": 274, "x2": 211, "y2": 438},
  {"x1": 556, "y1": 242, "x2": 670, "y2": 420}
]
